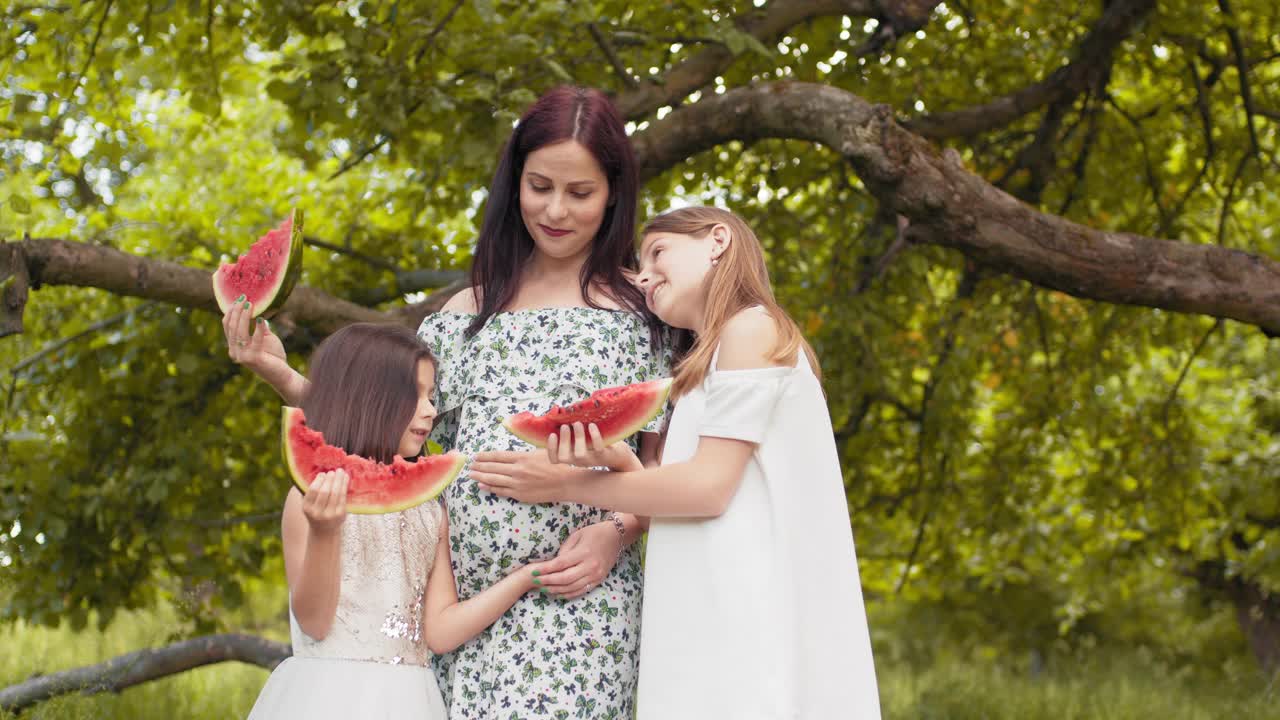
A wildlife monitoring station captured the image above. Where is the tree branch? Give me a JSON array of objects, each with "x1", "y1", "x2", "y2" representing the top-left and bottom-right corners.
[
  {"x1": 631, "y1": 81, "x2": 1280, "y2": 337},
  {"x1": 1, "y1": 242, "x2": 32, "y2": 337},
  {"x1": 9, "y1": 237, "x2": 389, "y2": 337},
  {"x1": 327, "y1": 0, "x2": 465, "y2": 180},
  {"x1": 328, "y1": 132, "x2": 395, "y2": 181},
  {"x1": 906, "y1": 0, "x2": 1155, "y2": 139},
  {"x1": 204, "y1": 0, "x2": 220, "y2": 101},
  {"x1": 394, "y1": 276, "x2": 469, "y2": 329},
  {"x1": 1167, "y1": 57, "x2": 1219, "y2": 223},
  {"x1": 1161, "y1": 318, "x2": 1222, "y2": 426},
  {"x1": 589, "y1": 22, "x2": 638, "y2": 89},
  {"x1": 354, "y1": 268, "x2": 466, "y2": 306},
  {"x1": 10, "y1": 301, "x2": 157, "y2": 374},
  {"x1": 855, "y1": 214, "x2": 913, "y2": 293},
  {"x1": 414, "y1": 0, "x2": 465, "y2": 66},
  {"x1": 612, "y1": 0, "x2": 879, "y2": 120},
  {"x1": 1217, "y1": 152, "x2": 1252, "y2": 247},
  {"x1": 1107, "y1": 95, "x2": 1174, "y2": 233},
  {"x1": 303, "y1": 235, "x2": 401, "y2": 273},
  {"x1": 1216, "y1": 0, "x2": 1263, "y2": 162},
  {"x1": 1056, "y1": 97, "x2": 1103, "y2": 216},
  {"x1": 334, "y1": 0, "x2": 886, "y2": 179},
  {"x1": 854, "y1": 0, "x2": 941, "y2": 57},
  {"x1": 66, "y1": 0, "x2": 113, "y2": 96},
  {"x1": 0, "y1": 634, "x2": 289, "y2": 714},
  {"x1": 12, "y1": 79, "x2": 1280, "y2": 343},
  {"x1": 5, "y1": 3, "x2": 71, "y2": 16}
]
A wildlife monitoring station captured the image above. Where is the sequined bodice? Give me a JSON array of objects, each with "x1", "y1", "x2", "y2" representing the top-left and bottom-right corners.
[{"x1": 289, "y1": 501, "x2": 442, "y2": 666}]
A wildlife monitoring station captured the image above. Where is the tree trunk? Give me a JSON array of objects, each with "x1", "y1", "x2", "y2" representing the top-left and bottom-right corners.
[{"x1": 1194, "y1": 560, "x2": 1280, "y2": 676}]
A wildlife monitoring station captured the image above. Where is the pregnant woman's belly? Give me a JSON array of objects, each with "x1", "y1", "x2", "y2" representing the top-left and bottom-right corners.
[{"x1": 443, "y1": 393, "x2": 613, "y2": 596}]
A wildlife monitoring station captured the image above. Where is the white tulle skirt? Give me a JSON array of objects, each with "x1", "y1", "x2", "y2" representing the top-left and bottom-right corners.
[{"x1": 246, "y1": 656, "x2": 447, "y2": 720}]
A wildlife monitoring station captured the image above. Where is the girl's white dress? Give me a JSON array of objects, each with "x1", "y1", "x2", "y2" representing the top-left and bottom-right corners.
[
  {"x1": 247, "y1": 501, "x2": 448, "y2": 719},
  {"x1": 637, "y1": 333, "x2": 883, "y2": 719}
]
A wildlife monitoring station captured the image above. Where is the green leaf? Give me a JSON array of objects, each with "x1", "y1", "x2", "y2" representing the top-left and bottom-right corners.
[{"x1": 540, "y1": 57, "x2": 574, "y2": 83}]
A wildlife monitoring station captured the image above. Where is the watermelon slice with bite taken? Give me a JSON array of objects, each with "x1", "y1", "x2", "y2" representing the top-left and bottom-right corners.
[
  {"x1": 213, "y1": 208, "x2": 304, "y2": 317},
  {"x1": 501, "y1": 378, "x2": 672, "y2": 449},
  {"x1": 282, "y1": 406, "x2": 464, "y2": 514}
]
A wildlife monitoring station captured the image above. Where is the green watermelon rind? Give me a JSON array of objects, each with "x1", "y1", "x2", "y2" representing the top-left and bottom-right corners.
[
  {"x1": 501, "y1": 378, "x2": 673, "y2": 449},
  {"x1": 213, "y1": 207, "x2": 305, "y2": 318},
  {"x1": 282, "y1": 406, "x2": 464, "y2": 515},
  {"x1": 270, "y1": 208, "x2": 305, "y2": 316}
]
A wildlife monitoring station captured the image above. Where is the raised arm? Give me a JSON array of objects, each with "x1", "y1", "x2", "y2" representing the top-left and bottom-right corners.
[{"x1": 221, "y1": 300, "x2": 309, "y2": 404}]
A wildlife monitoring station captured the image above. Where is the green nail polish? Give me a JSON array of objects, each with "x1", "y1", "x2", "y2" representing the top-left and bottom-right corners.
[
  {"x1": 531, "y1": 570, "x2": 540, "y2": 577},
  {"x1": 255, "y1": 317, "x2": 263, "y2": 324},
  {"x1": 236, "y1": 294, "x2": 245, "y2": 302},
  {"x1": 539, "y1": 587, "x2": 547, "y2": 594},
  {"x1": 243, "y1": 301, "x2": 251, "y2": 309},
  {"x1": 533, "y1": 579, "x2": 542, "y2": 587}
]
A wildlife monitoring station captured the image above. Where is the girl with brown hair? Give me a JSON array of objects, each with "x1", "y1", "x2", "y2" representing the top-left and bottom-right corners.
[{"x1": 246, "y1": 323, "x2": 557, "y2": 720}]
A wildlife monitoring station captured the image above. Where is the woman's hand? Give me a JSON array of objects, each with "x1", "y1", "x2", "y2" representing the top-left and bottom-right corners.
[
  {"x1": 470, "y1": 450, "x2": 574, "y2": 504},
  {"x1": 547, "y1": 422, "x2": 643, "y2": 472},
  {"x1": 534, "y1": 522, "x2": 624, "y2": 600},
  {"x1": 301, "y1": 470, "x2": 348, "y2": 535}
]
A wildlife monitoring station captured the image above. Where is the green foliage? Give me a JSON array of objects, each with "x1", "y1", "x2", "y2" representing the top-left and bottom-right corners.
[{"x1": 2, "y1": 0, "x2": 1279, "y2": 682}]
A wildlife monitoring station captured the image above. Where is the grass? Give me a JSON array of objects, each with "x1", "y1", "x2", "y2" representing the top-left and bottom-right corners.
[
  {"x1": 2, "y1": 606, "x2": 1278, "y2": 719},
  {"x1": 879, "y1": 651, "x2": 1279, "y2": 719},
  {"x1": 0, "y1": 609, "x2": 270, "y2": 719}
]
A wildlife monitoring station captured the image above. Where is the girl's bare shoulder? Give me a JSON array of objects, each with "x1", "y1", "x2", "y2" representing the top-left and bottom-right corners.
[{"x1": 716, "y1": 308, "x2": 784, "y2": 371}]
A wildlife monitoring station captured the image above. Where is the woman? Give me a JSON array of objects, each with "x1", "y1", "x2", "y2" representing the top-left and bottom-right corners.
[{"x1": 222, "y1": 86, "x2": 669, "y2": 719}]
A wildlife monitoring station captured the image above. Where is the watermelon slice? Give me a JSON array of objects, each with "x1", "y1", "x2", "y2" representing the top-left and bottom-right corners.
[
  {"x1": 501, "y1": 378, "x2": 672, "y2": 448},
  {"x1": 212, "y1": 208, "x2": 304, "y2": 317},
  {"x1": 282, "y1": 406, "x2": 464, "y2": 514}
]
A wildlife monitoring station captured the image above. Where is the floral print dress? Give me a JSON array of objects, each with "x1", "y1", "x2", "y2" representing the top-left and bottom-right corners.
[{"x1": 417, "y1": 308, "x2": 672, "y2": 720}]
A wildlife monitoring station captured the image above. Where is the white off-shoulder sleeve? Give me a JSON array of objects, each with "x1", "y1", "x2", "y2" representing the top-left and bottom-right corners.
[{"x1": 696, "y1": 367, "x2": 790, "y2": 443}]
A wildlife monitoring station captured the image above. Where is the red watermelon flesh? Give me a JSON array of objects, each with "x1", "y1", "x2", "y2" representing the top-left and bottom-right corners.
[
  {"x1": 213, "y1": 208, "x2": 304, "y2": 317},
  {"x1": 501, "y1": 378, "x2": 672, "y2": 449},
  {"x1": 282, "y1": 406, "x2": 464, "y2": 514}
]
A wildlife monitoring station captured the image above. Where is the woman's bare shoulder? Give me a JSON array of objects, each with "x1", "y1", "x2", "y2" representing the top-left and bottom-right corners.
[{"x1": 442, "y1": 286, "x2": 481, "y2": 313}]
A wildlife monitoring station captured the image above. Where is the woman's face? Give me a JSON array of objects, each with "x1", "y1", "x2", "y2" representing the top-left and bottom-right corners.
[
  {"x1": 519, "y1": 140, "x2": 610, "y2": 263},
  {"x1": 397, "y1": 359, "x2": 437, "y2": 458}
]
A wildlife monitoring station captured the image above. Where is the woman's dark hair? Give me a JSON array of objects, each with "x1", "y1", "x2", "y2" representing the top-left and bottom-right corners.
[
  {"x1": 467, "y1": 85, "x2": 660, "y2": 345},
  {"x1": 300, "y1": 323, "x2": 435, "y2": 464}
]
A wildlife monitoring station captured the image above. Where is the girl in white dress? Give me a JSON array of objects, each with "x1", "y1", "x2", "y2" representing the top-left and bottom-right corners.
[
  {"x1": 472, "y1": 207, "x2": 882, "y2": 719},
  {"x1": 246, "y1": 323, "x2": 556, "y2": 720}
]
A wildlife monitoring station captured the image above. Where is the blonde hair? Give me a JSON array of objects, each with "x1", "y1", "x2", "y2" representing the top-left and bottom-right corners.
[{"x1": 642, "y1": 206, "x2": 820, "y2": 399}]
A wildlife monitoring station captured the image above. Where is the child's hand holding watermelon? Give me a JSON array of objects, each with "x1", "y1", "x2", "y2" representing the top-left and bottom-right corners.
[
  {"x1": 223, "y1": 303, "x2": 289, "y2": 377},
  {"x1": 546, "y1": 422, "x2": 644, "y2": 472},
  {"x1": 300, "y1": 469, "x2": 349, "y2": 535}
]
